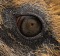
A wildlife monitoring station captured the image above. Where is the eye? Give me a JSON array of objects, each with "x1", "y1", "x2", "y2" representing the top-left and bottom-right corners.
[{"x1": 16, "y1": 15, "x2": 42, "y2": 37}]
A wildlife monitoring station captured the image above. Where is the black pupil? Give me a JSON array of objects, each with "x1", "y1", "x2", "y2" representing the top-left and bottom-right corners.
[{"x1": 16, "y1": 15, "x2": 42, "y2": 37}]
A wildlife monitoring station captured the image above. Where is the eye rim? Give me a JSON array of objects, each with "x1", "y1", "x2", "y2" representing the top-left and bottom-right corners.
[{"x1": 14, "y1": 12, "x2": 46, "y2": 40}]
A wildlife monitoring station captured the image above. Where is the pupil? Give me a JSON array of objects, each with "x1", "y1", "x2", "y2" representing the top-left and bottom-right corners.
[{"x1": 31, "y1": 23, "x2": 34, "y2": 26}]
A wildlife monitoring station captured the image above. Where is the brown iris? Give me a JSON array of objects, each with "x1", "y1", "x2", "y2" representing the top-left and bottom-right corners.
[{"x1": 16, "y1": 15, "x2": 42, "y2": 37}]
